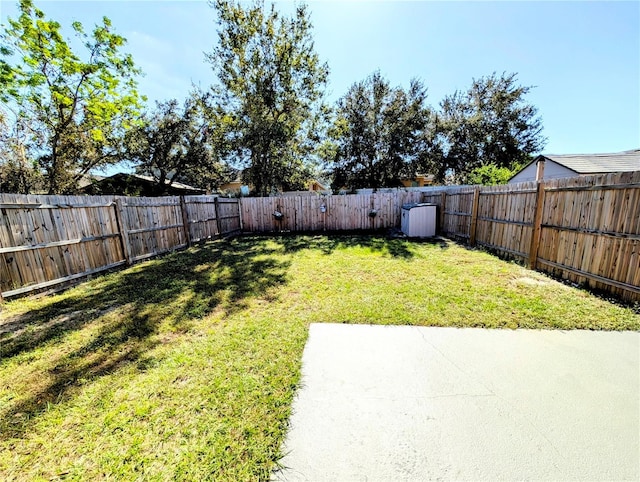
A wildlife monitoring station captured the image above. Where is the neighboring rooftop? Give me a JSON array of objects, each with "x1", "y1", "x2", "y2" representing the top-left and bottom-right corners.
[
  {"x1": 131, "y1": 174, "x2": 204, "y2": 193},
  {"x1": 540, "y1": 149, "x2": 640, "y2": 174},
  {"x1": 80, "y1": 172, "x2": 206, "y2": 196},
  {"x1": 509, "y1": 149, "x2": 640, "y2": 183}
]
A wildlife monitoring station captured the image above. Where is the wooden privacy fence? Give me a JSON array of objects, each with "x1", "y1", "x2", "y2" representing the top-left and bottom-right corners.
[
  {"x1": 1, "y1": 171, "x2": 638, "y2": 303},
  {"x1": 0, "y1": 194, "x2": 240, "y2": 298},
  {"x1": 426, "y1": 171, "x2": 640, "y2": 303},
  {"x1": 239, "y1": 172, "x2": 640, "y2": 302},
  {"x1": 240, "y1": 191, "x2": 424, "y2": 232}
]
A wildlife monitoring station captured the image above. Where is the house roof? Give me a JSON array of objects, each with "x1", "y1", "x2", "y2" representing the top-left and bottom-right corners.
[
  {"x1": 81, "y1": 172, "x2": 206, "y2": 195},
  {"x1": 310, "y1": 178, "x2": 331, "y2": 190},
  {"x1": 539, "y1": 149, "x2": 640, "y2": 174},
  {"x1": 77, "y1": 174, "x2": 105, "y2": 188},
  {"x1": 131, "y1": 174, "x2": 204, "y2": 192}
]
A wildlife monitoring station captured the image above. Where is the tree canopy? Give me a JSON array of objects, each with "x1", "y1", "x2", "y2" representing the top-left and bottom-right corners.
[
  {"x1": 206, "y1": 0, "x2": 329, "y2": 196},
  {"x1": 0, "y1": 0, "x2": 144, "y2": 194},
  {"x1": 325, "y1": 71, "x2": 542, "y2": 190},
  {"x1": 329, "y1": 71, "x2": 433, "y2": 191},
  {"x1": 125, "y1": 95, "x2": 227, "y2": 195},
  {"x1": 437, "y1": 72, "x2": 545, "y2": 184},
  {"x1": 0, "y1": 108, "x2": 43, "y2": 193},
  {"x1": 466, "y1": 162, "x2": 523, "y2": 186},
  {"x1": 0, "y1": 1, "x2": 546, "y2": 195}
]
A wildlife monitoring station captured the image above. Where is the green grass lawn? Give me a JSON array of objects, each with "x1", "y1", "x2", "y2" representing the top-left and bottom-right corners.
[{"x1": 1, "y1": 235, "x2": 638, "y2": 480}]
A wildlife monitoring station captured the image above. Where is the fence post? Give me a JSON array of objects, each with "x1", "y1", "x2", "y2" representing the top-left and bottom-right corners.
[
  {"x1": 439, "y1": 192, "x2": 447, "y2": 234},
  {"x1": 179, "y1": 196, "x2": 192, "y2": 247},
  {"x1": 469, "y1": 187, "x2": 480, "y2": 246},
  {"x1": 323, "y1": 196, "x2": 327, "y2": 232},
  {"x1": 113, "y1": 198, "x2": 132, "y2": 265},
  {"x1": 528, "y1": 182, "x2": 546, "y2": 269},
  {"x1": 237, "y1": 198, "x2": 244, "y2": 232},
  {"x1": 370, "y1": 193, "x2": 376, "y2": 230},
  {"x1": 214, "y1": 196, "x2": 223, "y2": 236}
]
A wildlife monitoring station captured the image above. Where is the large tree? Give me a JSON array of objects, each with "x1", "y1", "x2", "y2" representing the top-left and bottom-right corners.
[
  {"x1": 206, "y1": 0, "x2": 329, "y2": 196},
  {"x1": 329, "y1": 71, "x2": 434, "y2": 191},
  {"x1": 125, "y1": 95, "x2": 227, "y2": 195},
  {"x1": 437, "y1": 72, "x2": 545, "y2": 183},
  {"x1": 0, "y1": 0, "x2": 144, "y2": 194},
  {"x1": 0, "y1": 108, "x2": 43, "y2": 193}
]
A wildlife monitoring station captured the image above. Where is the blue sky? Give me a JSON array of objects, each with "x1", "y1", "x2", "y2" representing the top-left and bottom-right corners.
[{"x1": 1, "y1": 0, "x2": 639, "y2": 156}]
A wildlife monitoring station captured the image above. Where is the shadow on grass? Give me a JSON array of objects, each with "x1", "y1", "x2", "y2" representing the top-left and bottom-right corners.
[
  {"x1": 0, "y1": 234, "x2": 430, "y2": 362},
  {"x1": 255, "y1": 232, "x2": 450, "y2": 259},
  {"x1": 0, "y1": 233, "x2": 448, "y2": 440},
  {"x1": 0, "y1": 237, "x2": 290, "y2": 440}
]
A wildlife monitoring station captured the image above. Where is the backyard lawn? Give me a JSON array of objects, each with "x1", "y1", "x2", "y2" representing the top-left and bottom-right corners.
[{"x1": 1, "y1": 235, "x2": 638, "y2": 480}]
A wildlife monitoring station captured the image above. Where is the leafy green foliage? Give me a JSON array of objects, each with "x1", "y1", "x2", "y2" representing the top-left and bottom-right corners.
[
  {"x1": 0, "y1": 108, "x2": 43, "y2": 193},
  {"x1": 0, "y1": 0, "x2": 144, "y2": 194},
  {"x1": 328, "y1": 71, "x2": 436, "y2": 191},
  {"x1": 467, "y1": 162, "x2": 522, "y2": 185},
  {"x1": 125, "y1": 94, "x2": 226, "y2": 194},
  {"x1": 437, "y1": 72, "x2": 545, "y2": 183},
  {"x1": 206, "y1": 0, "x2": 329, "y2": 196},
  {"x1": 0, "y1": 155, "x2": 43, "y2": 193},
  {"x1": 327, "y1": 71, "x2": 543, "y2": 189}
]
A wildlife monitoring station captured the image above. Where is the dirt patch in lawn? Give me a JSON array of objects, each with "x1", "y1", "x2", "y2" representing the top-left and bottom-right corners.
[{"x1": 512, "y1": 276, "x2": 549, "y2": 287}]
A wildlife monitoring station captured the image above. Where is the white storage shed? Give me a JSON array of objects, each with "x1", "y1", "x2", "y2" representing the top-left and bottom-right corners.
[{"x1": 401, "y1": 203, "x2": 437, "y2": 238}]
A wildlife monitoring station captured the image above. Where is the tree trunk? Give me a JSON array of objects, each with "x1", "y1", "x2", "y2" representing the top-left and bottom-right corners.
[{"x1": 47, "y1": 143, "x2": 61, "y2": 195}]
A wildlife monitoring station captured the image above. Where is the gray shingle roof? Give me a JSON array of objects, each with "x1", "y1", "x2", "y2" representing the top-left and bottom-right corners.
[
  {"x1": 541, "y1": 149, "x2": 640, "y2": 174},
  {"x1": 133, "y1": 174, "x2": 203, "y2": 192}
]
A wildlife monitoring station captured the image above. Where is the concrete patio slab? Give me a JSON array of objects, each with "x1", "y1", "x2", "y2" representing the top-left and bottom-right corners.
[{"x1": 273, "y1": 324, "x2": 639, "y2": 481}]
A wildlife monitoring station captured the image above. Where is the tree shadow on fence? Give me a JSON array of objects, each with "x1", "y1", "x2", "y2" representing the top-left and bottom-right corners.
[{"x1": 0, "y1": 237, "x2": 290, "y2": 440}]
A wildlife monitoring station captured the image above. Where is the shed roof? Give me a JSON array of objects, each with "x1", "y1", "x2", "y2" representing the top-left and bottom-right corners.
[{"x1": 540, "y1": 149, "x2": 640, "y2": 174}]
